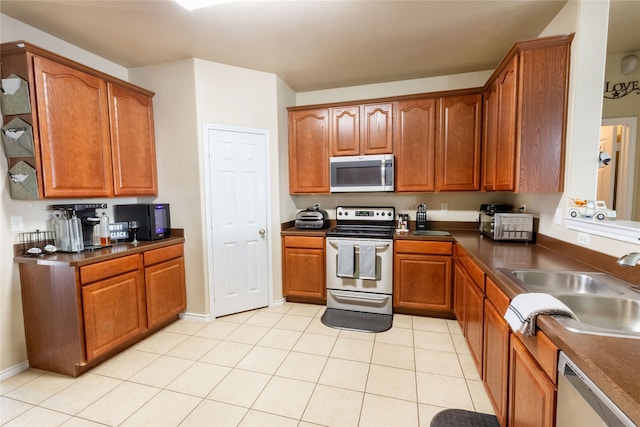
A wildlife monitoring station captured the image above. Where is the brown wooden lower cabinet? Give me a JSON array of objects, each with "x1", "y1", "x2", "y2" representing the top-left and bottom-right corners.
[
  {"x1": 464, "y1": 276, "x2": 484, "y2": 374},
  {"x1": 16, "y1": 242, "x2": 186, "y2": 376},
  {"x1": 393, "y1": 241, "x2": 453, "y2": 313},
  {"x1": 144, "y1": 245, "x2": 187, "y2": 329},
  {"x1": 483, "y1": 298, "x2": 510, "y2": 426},
  {"x1": 454, "y1": 254, "x2": 557, "y2": 427},
  {"x1": 83, "y1": 268, "x2": 147, "y2": 361},
  {"x1": 508, "y1": 335, "x2": 556, "y2": 427},
  {"x1": 282, "y1": 236, "x2": 326, "y2": 302}
]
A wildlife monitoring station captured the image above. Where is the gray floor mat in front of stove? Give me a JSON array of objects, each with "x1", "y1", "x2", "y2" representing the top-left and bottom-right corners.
[{"x1": 321, "y1": 308, "x2": 392, "y2": 333}]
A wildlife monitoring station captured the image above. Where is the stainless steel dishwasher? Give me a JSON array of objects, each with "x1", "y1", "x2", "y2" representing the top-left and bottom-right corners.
[{"x1": 557, "y1": 352, "x2": 635, "y2": 427}]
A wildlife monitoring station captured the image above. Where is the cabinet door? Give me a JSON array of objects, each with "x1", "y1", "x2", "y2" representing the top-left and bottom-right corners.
[
  {"x1": 464, "y1": 277, "x2": 484, "y2": 375},
  {"x1": 436, "y1": 94, "x2": 482, "y2": 191},
  {"x1": 362, "y1": 103, "x2": 393, "y2": 154},
  {"x1": 517, "y1": 43, "x2": 570, "y2": 192},
  {"x1": 145, "y1": 257, "x2": 186, "y2": 329},
  {"x1": 508, "y1": 336, "x2": 556, "y2": 427},
  {"x1": 394, "y1": 98, "x2": 436, "y2": 192},
  {"x1": 283, "y1": 237, "x2": 326, "y2": 300},
  {"x1": 34, "y1": 56, "x2": 113, "y2": 197},
  {"x1": 82, "y1": 270, "x2": 147, "y2": 361},
  {"x1": 482, "y1": 81, "x2": 499, "y2": 191},
  {"x1": 483, "y1": 299, "x2": 510, "y2": 426},
  {"x1": 495, "y1": 56, "x2": 518, "y2": 191},
  {"x1": 288, "y1": 109, "x2": 330, "y2": 194},
  {"x1": 108, "y1": 83, "x2": 158, "y2": 196},
  {"x1": 453, "y1": 261, "x2": 466, "y2": 329},
  {"x1": 330, "y1": 106, "x2": 360, "y2": 156},
  {"x1": 393, "y1": 253, "x2": 452, "y2": 312}
]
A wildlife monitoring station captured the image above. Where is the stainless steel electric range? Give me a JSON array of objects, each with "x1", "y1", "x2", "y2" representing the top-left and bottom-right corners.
[{"x1": 322, "y1": 206, "x2": 395, "y2": 332}]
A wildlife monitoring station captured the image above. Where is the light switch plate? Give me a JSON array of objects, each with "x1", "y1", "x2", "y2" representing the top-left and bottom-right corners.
[
  {"x1": 440, "y1": 203, "x2": 448, "y2": 213},
  {"x1": 10, "y1": 216, "x2": 24, "y2": 231},
  {"x1": 555, "y1": 208, "x2": 563, "y2": 225}
]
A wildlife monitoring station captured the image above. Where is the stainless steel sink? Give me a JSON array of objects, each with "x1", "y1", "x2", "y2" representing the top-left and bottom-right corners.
[
  {"x1": 501, "y1": 268, "x2": 640, "y2": 339},
  {"x1": 510, "y1": 270, "x2": 623, "y2": 296},
  {"x1": 554, "y1": 295, "x2": 640, "y2": 338}
]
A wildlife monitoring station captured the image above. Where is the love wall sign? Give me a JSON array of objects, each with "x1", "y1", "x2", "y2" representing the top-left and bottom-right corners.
[{"x1": 603, "y1": 80, "x2": 640, "y2": 99}]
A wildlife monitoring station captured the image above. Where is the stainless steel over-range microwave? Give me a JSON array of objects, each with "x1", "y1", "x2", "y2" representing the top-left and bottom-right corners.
[{"x1": 329, "y1": 154, "x2": 394, "y2": 192}]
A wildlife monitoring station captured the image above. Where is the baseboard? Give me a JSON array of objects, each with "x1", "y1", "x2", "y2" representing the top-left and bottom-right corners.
[
  {"x1": 1, "y1": 360, "x2": 29, "y2": 381},
  {"x1": 179, "y1": 312, "x2": 214, "y2": 322},
  {"x1": 271, "y1": 298, "x2": 286, "y2": 307}
]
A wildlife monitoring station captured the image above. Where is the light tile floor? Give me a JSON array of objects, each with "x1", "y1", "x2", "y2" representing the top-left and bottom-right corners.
[{"x1": 0, "y1": 303, "x2": 494, "y2": 426}]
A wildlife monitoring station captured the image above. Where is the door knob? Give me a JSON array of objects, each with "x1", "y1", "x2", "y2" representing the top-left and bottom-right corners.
[{"x1": 259, "y1": 229, "x2": 266, "y2": 235}]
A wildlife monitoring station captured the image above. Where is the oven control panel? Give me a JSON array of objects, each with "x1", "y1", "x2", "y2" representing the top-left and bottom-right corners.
[{"x1": 336, "y1": 206, "x2": 394, "y2": 220}]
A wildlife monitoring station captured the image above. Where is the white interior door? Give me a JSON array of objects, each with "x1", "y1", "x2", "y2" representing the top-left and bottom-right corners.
[{"x1": 204, "y1": 125, "x2": 270, "y2": 317}]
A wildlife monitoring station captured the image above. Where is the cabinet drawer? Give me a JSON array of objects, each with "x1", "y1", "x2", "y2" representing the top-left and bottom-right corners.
[
  {"x1": 395, "y1": 240, "x2": 452, "y2": 255},
  {"x1": 486, "y1": 276, "x2": 510, "y2": 315},
  {"x1": 454, "y1": 244, "x2": 467, "y2": 268},
  {"x1": 515, "y1": 330, "x2": 559, "y2": 384},
  {"x1": 143, "y1": 244, "x2": 184, "y2": 266},
  {"x1": 466, "y1": 257, "x2": 485, "y2": 291},
  {"x1": 284, "y1": 236, "x2": 324, "y2": 249},
  {"x1": 80, "y1": 254, "x2": 142, "y2": 285}
]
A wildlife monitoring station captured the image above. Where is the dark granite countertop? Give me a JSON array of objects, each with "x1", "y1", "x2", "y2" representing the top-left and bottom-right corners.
[{"x1": 14, "y1": 235, "x2": 185, "y2": 267}]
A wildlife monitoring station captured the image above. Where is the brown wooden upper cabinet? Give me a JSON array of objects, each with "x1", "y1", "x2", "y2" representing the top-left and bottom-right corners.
[
  {"x1": 286, "y1": 34, "x2": 572, "y2": 195},
  {"x1": 0, "y1": 41, "x2": 158, "y2": 199},
  {"x1": 109, "y1": 83, "x2": 158, "y2": 196},
  {"x1": 482, "y1": 35, "x2": 572, "y2": 192},
  {"x1": 394, "y1": 97, "x2": 437, "y2": 192},
  {"x1": 436, "y1": 94, "x2": 482, "y2": 191},
  {"x1": 34, "y1": 56, "x2": 114, "y2": 198},
  {"x1": 330, "y1": 103, "x2": 393, "y2": 156},
  {"x1": 288, "y1": 109, "x2": 331, "y2": 194}
]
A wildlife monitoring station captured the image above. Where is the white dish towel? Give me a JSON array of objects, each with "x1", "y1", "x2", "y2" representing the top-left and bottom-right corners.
[
  {"x1": 504, "y1": 293, "x2": 577, "y2": 336},
  {"x1": 337, "y1": 242, "x2": 355, "y2": 278},
  {"x1": 359, "y1": 243, "x2": 377, "y2": 280}
]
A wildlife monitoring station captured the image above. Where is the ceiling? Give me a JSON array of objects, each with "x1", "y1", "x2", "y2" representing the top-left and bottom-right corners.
[{"x1": 1, "y1": 0, "x2": 638, "y2": 92}]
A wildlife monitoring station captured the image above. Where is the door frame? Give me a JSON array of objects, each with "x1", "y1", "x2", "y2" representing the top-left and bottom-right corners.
[
  {"x1": 601, "y1": 117, "x2": 637, "y2": 220},
  {"x1": 202, "y1": 123, "x2": 273, "y2": 318}
]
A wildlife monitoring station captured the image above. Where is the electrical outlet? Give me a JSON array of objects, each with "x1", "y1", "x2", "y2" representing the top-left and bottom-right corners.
[
  {"x1": 441, "y1": 203, "x2": 448, "y2": 213},
  {"x1": 520, "y1": 205, "x2": 527, "y2": 212},
  {"x1": 554, "y1": 208, "x2": 562, "y2": 225},
  {"x1": 10, "y1": 216, "x2": 24, "y2": 232},
  {"x1": 577, "y1": 232, "x2": 590, "y2": 246}
]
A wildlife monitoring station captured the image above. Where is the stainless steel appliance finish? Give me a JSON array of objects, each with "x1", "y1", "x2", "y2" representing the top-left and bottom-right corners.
[
  {"x1": 479, "y1": 212, "x2": 534, "y2": 241},
  {"x1": 51, "y1": 203, "x2": 107, "y2": 251},
  {"x1": 329, "y1": 154, "x2": 394, "y2": 193},
  {"x1": 325, "y1": 206, "x2": 395, "y2": 315},
  {"x1": 295, "y1": 204, "x2": 329, "y2": 229},
  {"x1": 557, "y1": 351, "x2": 634, "y2": 427}
]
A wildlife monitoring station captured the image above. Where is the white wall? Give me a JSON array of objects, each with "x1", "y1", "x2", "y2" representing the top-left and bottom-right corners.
[{"x1": 129, "y1": 60, "x2": 203, "y2": 312}]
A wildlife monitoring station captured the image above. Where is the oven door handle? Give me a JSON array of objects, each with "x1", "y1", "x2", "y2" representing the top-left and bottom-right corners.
[
  {"x1": 327, "y1": 240, "x2": 391, "y2": 250},
  {"x1": 329, "y1": 290, "x2": 390, "y2": 304}
]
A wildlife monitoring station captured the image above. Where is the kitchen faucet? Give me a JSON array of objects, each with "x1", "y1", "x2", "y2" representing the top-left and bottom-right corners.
[{"x1": 617, "y1": 252, "x2": 640, "y2": 267}]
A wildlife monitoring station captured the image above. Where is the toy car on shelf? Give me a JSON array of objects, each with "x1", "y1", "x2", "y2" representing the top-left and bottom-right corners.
[{"x1": 568, "y1": 199, "x2": 617, "y2": 221}]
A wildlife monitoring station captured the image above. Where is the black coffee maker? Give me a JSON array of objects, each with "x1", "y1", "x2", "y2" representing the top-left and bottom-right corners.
[{"x1": 51, "y1": 203, "x2": 107, "y2": 250}]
